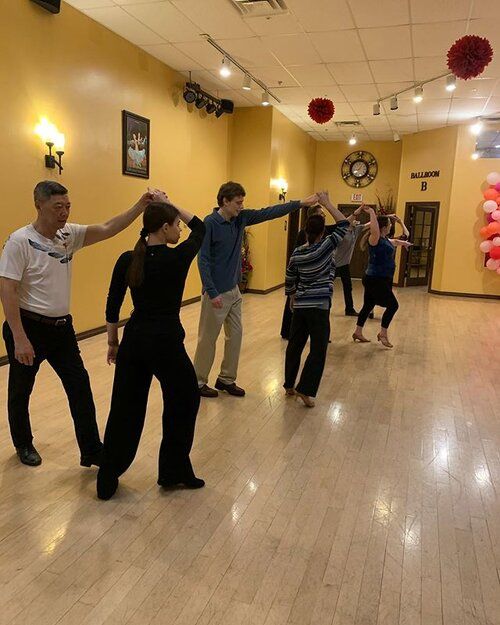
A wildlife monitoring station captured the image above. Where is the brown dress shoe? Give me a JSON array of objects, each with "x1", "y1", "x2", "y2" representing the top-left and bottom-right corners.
[
  {"x1": 199, "y1": 384, "x2": 219, "y2": 398},
  {"x1": 215, "y1": 379, "x2": 245, "y2": 397}
]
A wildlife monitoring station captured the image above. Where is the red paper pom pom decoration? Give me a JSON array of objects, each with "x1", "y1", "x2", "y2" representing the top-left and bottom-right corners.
[
  {"x1": 308, "y1": 98, "x2": 335, "y2": 124},
  {"x1": 447, "y1": 35, "x2": 493, "y2": 80}
]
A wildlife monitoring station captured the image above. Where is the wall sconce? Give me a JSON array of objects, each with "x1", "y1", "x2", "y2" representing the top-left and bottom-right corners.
[
  {"x1": 35, "y1": 117, "x2": 65, "y2": 174},
  {"x1": 276, "y1": 178, "x2": 288, "y2": 202}
]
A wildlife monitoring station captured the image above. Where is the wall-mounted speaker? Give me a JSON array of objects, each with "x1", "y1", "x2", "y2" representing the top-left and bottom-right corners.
[{"x1": 31, "y1": 0, "x2": 61, "y2": 14}]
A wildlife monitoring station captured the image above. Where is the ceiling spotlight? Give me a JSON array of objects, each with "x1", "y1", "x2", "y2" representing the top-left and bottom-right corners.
[
  {"x1": 205, "y1": 101, "x2": 217, "y2": 114},
  {"x1": 413, "y1": 85, "x2": 423, "y2": 103},
  {"x1": 195, "y1": 93, "x2": 208, "y2": 109},
  {"x1": 393, "y1": 131, "x2": 401, "y2": 142},
  {"x1": 348, "y1": 133, "x2": 357, "y2": 146},
  {"x1": 262, "y1": 91, "x2": 270, "y2": 106},
  {"x1": 471, "y1": 152, "x2": 479, "y2": 160},
  {"x1": 242, "y1": 74, "x2": 252, "y2": 91},
  {"x1": 390, "y1": 96, "x2": 398, "y2": 111},
  {"x1": 470, "y1": 119, "x2": 483, "y2": 135},
  {"x1": 215, "y1": 107, "x2": 224, "y2": 118},
  {"x1": 220, "y1": 57, "x2": 231, "y2": 78},
  {"x1": 446, "y1": 75, "x2": 457, "y2": 92},
  {"x1": 183, "y1": 86, "x2": 196, "y2": 104},
  {"x1": 373, "y1": 102, "x2": 380, "y2": 116}
]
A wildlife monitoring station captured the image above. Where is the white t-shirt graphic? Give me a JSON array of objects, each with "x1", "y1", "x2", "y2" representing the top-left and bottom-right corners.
[{"x1": 0, "y1": 223, "x2": 87, "y2": 317}]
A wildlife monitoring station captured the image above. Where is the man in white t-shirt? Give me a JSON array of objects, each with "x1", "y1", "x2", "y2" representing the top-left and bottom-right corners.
[{"x1": 0, "y1": 180, "x2": 157, "y2": 467}]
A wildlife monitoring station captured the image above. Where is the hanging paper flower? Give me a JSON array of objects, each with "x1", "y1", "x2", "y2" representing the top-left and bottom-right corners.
[
  {"x1": 447, "y1": 35, "x2": 493, "y2": 80},
  {"x1": 308, "y1": 98, "x2": 335, "y2": 124}
]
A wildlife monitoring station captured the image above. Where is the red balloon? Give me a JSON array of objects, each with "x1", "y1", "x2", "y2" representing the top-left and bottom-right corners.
[
  {"x1": 488, "y1": 222, "x2": 500, "y2": 235},
  {"x1": 497, "y1": 196, "x2": 500, "y2": 205},
  {"x1": 484, "y1": 188, "x2": 499, "y2": 201},
  {"x1": 489, "y1": 247, "x2": 500, "y2": 260},
  {"x1": 480, "y1": 225, "x2": 490, "y2": 237}
]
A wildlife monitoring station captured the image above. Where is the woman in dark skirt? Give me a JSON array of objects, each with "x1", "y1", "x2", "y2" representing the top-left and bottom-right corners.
[
  {"x1": 352, "y1": 207, "x2": 411, "y2": 348},
  {"x1": 97, "y1": 195, "x2": 206, "y2": 500}
]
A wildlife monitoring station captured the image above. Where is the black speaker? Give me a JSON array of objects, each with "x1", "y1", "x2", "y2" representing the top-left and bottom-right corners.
[
  {"x1": 31, "y1": 0, "x2": 61, "y2": 14},
  {"x1": 220, "y1": 99, "x2": 234, "y2": 115}
]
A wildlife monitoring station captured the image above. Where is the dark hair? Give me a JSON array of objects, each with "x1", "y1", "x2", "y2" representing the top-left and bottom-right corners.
[
  {"x1": 127, "y1": 201, "x2": 179, "y2": 288},
  {"x1": 360, "y1": 215, "x2": 391, "y2": 250},
  {"x1": 305, "y1": 214, "x2": 325, "y2": 244},
  {"x1": 34, "y1": 181, "x2": 68, "y2": 204},
  {"x1": 217, "y1": 181, "x2": 246, "y2": 207},
  {"x1": 306, "y1": 204, "x2": 323, "y2": 219}
]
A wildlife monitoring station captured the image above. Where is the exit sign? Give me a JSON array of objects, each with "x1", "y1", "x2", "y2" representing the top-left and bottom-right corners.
[{"x1": 351, "y1": 193, "x2": 363, "y2": 202}]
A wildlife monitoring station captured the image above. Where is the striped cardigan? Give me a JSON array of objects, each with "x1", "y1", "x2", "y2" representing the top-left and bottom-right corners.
[{"x1": 285, "y1": 220, "x2": 349, "y2": 309}]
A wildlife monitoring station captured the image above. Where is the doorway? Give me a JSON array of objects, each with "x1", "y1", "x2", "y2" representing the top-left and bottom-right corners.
[{"x1": 399, "y1": 202, "x2": 439, "y2": 287}]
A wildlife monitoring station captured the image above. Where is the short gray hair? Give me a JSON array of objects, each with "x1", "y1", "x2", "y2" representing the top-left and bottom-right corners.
[{"x1": 34, "y1": 181, "x2": 68, "y2": 204}]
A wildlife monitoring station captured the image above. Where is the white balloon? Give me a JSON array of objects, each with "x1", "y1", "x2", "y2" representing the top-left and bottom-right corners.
[
  {"x1": 486, "y1": 258, "x2": 500, "y2": 270},
  {"x1": 480, "y1": 240, "x2": 493, "y2": 253},
  {"x1": 483, "y1": 200, "x2": 497, "y2": 213},
  {"x1": 486, "y1": 172, "x2": 500, "y2": 186},
  {"x1": 493, "y1": 237, "x2": 500, "y2": 247}
]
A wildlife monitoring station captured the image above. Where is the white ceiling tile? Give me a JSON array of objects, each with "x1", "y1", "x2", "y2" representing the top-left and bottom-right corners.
[
  {"x1": 330, "y1": 102, "x2": 356, "y2": 117},
  {"x1": 286, "y1": 0, "x2": 355, "y2": 32},
  {"x1": 250, "y1": 66, "x2": 298, "y2": 88},
  {"x1": 410, "y1": 0, "x2": 471, "y2": 24},
  {"x1": 114, "y1": 0, "x2": 168, "y2": 4},
  {"x1": 412, "y1": 21, "x2": 468, "y2": 57},
  {"x1": 454, "y1": 78, "x2": 496, "y2": 99},
  {"x1": 341, "y1": 84, "x2": 379, "y2": 102},
  {"x1": 368, "y1": 132, "x2": 394, "y2": 140},
  {"x1": 260, "y1": 34, "x2": 322, "y2": 65},
  {"x1": 387, "y1": 99, "x2": 418, "y2": 115},
  {"x1": 142, "y1": 43, "x2": 202, "y2": 71},
  {"x1": 481, "y1": 96, "x2": 500, "y2": 114},
  {"x1": 328, "y1": 62, "x2": 374, "y2": 85},
  {"x1": 65, "y1": 0, "x2": 114, "y2": 8},
  {"x1": 170, "y1": 0, "x2": 254, "y2": 39},
  {"x1": 286, "y1": 64, "x2": 335, "y2": 87},
  {"x1": 413, "y1": 80, "x2": 452, "y2": 99},
  {"x1": 82, "y1": 6, "x2": 165, "y2": 45},
  {"x1": 358, "y1": 115, "x2": 391, "y2": 129},
  {"x1": 246, "y1": 14, "x2": 302, "y2": 36},
  {"x1": 221, "y1": 38, "x2": 280, "y2": 68},
  {"x1": 348, "y1": 0, "x2": 410, "y2": 27},
  {"x1": 377, "y1": 82, "x2": 414, "y2": 100},
  {"x1": 273, "y1": 87, "x2": 314, "y2": 105},
  {"x1": 359, "y1": 26, "x2": 412, "y2": 61},
  {"x1": 311, "y1": 85, "x2": 347, "y2": 103},
  {"x1": 216, "y1": 90, "x2": 253, "y2": 106},
  {"x1": 123, "y1": 2, "x2": 200, "y2": 43},
  {"x1": 174, "y1": 40, "x2": 224, "y2": 69},
  {"x1": 414, "y1": 57, "x2": 448, "y2": 81},
  {"x1": 416, "y1": 99, "x2": 452, "y2": 115},
  {"x1": 450, "y1": 98, "x2": 488, "y2": 115},
  {"x1": 370, "y1": 59, "x2": 414, "y2": 83},
  {"x1": 349, "y1": 101, "x2": 376, "y2": 115},
  {"x1": 472, "y1": 0, "x2": 500, "y2": 18},
  {"x1": 187, "y1": 69, "x2": 228, "y2": 92},
  {"x1": 312, "y1": 30, "x2": 365, "y2": 63},
  {"x1": 206, "y1": 68, "x2": 250, "y2": 90}
]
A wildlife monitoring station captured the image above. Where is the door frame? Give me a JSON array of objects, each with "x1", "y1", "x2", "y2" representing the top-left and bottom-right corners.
[{"x1": 397, "y1": 201, "x2": 440, "y2": 289}]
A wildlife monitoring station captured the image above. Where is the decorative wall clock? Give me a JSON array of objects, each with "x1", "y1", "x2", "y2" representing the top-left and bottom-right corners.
[{"x1": 341, "y1": 151, "x2": 378, "y2": 188}]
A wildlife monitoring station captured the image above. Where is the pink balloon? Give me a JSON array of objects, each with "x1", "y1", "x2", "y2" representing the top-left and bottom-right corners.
[
  {"x1": 487, "y1": 212, "x2": 495, "y2": 223},
  {"x1": 497, "y1": 266, "x2": 500, "y2": 275},
  {"x1": 483, "y1": 200, "x2": 497, "y2": 213},
  {"x1": 492, "y1": 210, "x2": 500, "y2": 222},
  {"x1": 486, "y1": 258, "x2": 500, "y2": 270},
  {"x1": 493, "y1": 237, "x2": 500, "y2": 247},
  {"x1": 496, "y1": 182, "x2": 500, "y2": 193},
  {"x1": 480, "y1": 240, "x2": 493, "y2": 253},
  {"x1": 486, "y1": 172, "x2": 500, "y2": 186}
]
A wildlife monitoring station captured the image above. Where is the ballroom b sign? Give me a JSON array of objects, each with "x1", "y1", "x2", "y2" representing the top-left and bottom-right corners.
[{"x1": 410, "y1": 170, "x2": 440, "y2": 191}]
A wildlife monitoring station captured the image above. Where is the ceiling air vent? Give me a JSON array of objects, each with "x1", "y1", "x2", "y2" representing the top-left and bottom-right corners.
[
  {"x1": 335, "y1": 121, "x2": 361, "y2": 127},
  {"x1": 228, "y1": 0, "x2": 289, "y2": 17}
]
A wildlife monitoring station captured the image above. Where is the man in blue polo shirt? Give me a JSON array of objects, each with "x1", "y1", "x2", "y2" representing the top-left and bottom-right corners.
[{"x1": 195, "y1": 181, "x2": 318, "y2": 398}]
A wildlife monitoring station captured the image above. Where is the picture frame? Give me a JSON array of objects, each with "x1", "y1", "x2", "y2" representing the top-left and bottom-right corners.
[{"x1": 122, "y1": 110, "x2": 150, "y2": 178}]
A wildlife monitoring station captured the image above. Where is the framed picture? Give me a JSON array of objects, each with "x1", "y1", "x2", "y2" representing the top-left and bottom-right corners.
[{"x1": 122, "y1": 110, "x2": 150, "y2": 178}]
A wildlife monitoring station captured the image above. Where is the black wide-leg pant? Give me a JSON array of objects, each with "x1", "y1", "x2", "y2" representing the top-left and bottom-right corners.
[
  {"x1": 284, "y1": 308, "x2": 330, "y2": 398},
  {"x1": 101, "y1": 322, "x2": 200, "y2": 481},
  {"x1": 356, "y1": 275, "x2": 399, "y2": 329}
]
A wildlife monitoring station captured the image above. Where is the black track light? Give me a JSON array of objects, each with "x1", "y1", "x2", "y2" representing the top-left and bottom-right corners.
[
  {"x1": 215, "y1": 107, "x2": 224, "y2": 118},
  {"x1": 195, "y1": 93, "x2": 208, "y2": 109},
  {"x1": 206, "y1": 101, "x2": 217, "y2": 114},
  {"x1": 183, "y1": 86, "x2": 196, "y2": 104}
]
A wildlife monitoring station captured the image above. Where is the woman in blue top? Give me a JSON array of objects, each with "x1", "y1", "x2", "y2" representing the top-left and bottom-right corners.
[{"x1": 352, "y1": 206, "x2": 411, "y2": 348}]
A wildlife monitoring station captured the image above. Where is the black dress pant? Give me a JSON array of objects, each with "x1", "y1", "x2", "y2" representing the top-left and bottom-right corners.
[
  {"x1": 335, "y1": 264, "x2": 355, "y2": 312},
  {"x1": 357, "y1": 275, "x2": 399, "y2": 329},
  {"x1": 2, "y1": 317, "x2": 101, "y2": 456},
  {"x1": 280, "y1": 296, "x2": 293, "y2": 339},
  {"x1": 101, "y1": 321, "x2": 200, "y2": 481},
  {"x1": 284, "y1": 308, "x2": 330, "y2": 398}
]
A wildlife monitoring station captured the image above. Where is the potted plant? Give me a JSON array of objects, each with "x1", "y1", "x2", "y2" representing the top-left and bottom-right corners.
[
  {"x1": 375, "y1": 189, "x2": 396, "y2": 215},
  {"x1": 239, "y1": 229, "x2": 253, "y2": 293}
]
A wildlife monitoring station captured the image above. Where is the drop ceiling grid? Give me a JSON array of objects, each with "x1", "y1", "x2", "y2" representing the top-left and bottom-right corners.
[{"x1": 66, "y1": 0, "x2": 499, "y2": 141}]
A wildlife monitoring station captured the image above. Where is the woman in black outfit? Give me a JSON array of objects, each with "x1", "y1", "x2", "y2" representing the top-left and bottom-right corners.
[
  {"x1": 97, "y1": 197, "x2": 206, "y2": 500},
  {"x1": 352, "y1": 207, "x2": 411, "y2": 348}
]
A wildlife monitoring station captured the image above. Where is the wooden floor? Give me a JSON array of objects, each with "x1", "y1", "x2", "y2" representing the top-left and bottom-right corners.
[{"x1": 0, "y1": 284, "x2": 499, "y2": 625}]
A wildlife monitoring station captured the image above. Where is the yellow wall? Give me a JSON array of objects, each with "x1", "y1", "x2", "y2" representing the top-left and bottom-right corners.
[{"x1": 2, "y1": 0, "x2": 231, "y2": 343}]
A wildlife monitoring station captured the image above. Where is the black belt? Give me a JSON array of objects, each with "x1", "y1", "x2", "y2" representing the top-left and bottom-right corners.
[{"x1": 21, "y1": 309, "x2": 70, "y2": 327}]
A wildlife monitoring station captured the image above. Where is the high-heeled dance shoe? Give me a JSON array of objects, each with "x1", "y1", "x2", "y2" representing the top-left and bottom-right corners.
[
  {"x1": 295, "y1": 392, "x2": 315, "y2": 408},
  {"x1": 285, "y1": 388, "x2": 295, "y2": 396},
  {"x1": 352, "y1": 333, "x2": 370, "y2": 343},
  {"x1": 377, "y1": 333, "x2": 393, "y2": 348}
]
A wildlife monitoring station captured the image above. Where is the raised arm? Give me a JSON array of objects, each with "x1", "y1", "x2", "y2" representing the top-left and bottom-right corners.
[
  {"x1": 388, "y1": 214, "x2": 410, "y2": 239},
  {"x1": 316, "y1": 190, "x2": 347, "y2": 223},
  {"x1": 242, "y1": 194, "x2": 318, "y2": 226},
  {"x1": 363, "y1": 206, "x2": 381, "y2": 246}
]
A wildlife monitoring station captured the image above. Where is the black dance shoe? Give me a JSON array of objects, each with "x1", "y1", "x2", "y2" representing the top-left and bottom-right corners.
[
  {"x1": 97, "y1": 468, "x2": 119, "y2": 500},
  {"x1": 16, "y1": 445, "x2": 42, "y2": 466},
  {"x1": 80, "y1": 448, "x2": 103, "y2": 468},
  {"x1": 158, "y1": 475, "x2": 205, "y2": 489}
]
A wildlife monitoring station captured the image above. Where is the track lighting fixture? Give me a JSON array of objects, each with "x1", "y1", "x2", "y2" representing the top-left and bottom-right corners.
[
  {"x1": 243, "y1": 74, "x2": 252, "y2": 91},
  {"x1": 390, "y1": 96, "x2": 398, "y2": 111},
  {"x1": 261, "y1": 91, "x2": 270, "y2": 106},
  {"x1": 348, "y1": 133, "x2": 357, "y2": 146},
  {"x1": 413, "y1": 85, "x2": 423, "y2": 103},
  {"x1": 220, "y1": 57, "x2": 231, "y2": 78},
  {"x1": 183, "y1": 81, "x2": 233, "y2": 119},
  {"x1": 393, "y1": 131, "x2": 401, "y2": 142},
  {"x1": 205, "y1": 101, "x2": 217, "y2": 114},
  {"x1": 445, "y1": 75, "x2": 457, "y2": 92},
  {"x1": 373, "y1": 102, "x2": 380, "y2": 116},
  {"x1": 215, "y1": 107, "x2": 224, "y2": 118},
  {"x1": 183, "y1": 85, "x2": 197, "y2": 104},
  {"x1": 195, "y1": 93, "x2": 208, "y2": 109}
]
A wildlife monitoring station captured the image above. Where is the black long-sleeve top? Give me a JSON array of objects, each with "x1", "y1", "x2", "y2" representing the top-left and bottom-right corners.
[{"x1": 105, "y1": 216, "x2": 205, "y2": 324}]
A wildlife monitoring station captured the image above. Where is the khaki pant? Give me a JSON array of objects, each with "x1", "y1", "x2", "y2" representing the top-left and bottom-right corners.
[{"x1": 194, "y1": 286, "x2": 242, "y2": 387}]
